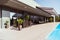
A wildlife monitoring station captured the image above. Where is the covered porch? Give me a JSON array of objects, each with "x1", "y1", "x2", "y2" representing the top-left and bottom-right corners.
[{"x1": 0, "y1": 0, "x2": 51, "y2": 30}]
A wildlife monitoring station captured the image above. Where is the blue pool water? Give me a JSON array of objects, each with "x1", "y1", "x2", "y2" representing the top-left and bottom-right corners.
[{"x1": 47, "y1": 24, "x2": 60, "y2": 40}]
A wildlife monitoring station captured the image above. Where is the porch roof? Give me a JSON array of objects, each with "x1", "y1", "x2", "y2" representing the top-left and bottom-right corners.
[
  {"x1": 36, "y1": 7, "x2": 58, "y2": 16},
  {"x1": 0, "y1": 0, "x2": 51, "y2": 17}
]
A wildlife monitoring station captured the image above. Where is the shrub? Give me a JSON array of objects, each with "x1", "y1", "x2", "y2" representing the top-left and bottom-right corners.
[
  {"x1": 25, "y1": 15, "x2": 29, "y2": 20},
  {"x1": 17, "y1": 19, "x2": 23, "y2": 24}
]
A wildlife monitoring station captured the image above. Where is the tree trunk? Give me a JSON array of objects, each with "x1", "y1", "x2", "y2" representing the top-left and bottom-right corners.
[{"x1": 18, "y1": 23, "x2": 20, "y2": 30}]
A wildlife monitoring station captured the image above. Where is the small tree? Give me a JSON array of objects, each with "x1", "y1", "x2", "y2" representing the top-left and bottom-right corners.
[
  {"x1": 25, "y1": 15, "x2": 30, "y2": 27},
  {"x1": 55, "y1": 16, "x2": 59, "y2": 22},
  {"x1": 25, "y1": 15, "x2": 29, "y2": 20},
  {"x1": 17, "y1": 18, "x2": 23, "y2": 30},
  {"x1": 49, "y1": 17, "x2": 53, "y2": 22},
  {"x1": 58, "y1": 16, "x2": 60, "y2": 22}
]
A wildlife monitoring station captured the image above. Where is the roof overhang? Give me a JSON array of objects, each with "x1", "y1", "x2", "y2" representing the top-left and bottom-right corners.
[
  {"x1": 36, "y1": 7, "x2": 58, "y2": 16},
  {"x1": 0, "y1": 0, "x2": 51, "y2": 17}
]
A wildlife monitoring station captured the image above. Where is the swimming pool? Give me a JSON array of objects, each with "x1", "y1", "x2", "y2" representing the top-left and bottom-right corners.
[{"x1": 47, "y1": 24, "x2": 60, "y2": 40}]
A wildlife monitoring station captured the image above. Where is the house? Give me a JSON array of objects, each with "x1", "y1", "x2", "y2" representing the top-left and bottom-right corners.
[{"x1": 0, "y1": 0, "x2": 57, "y2": 29}]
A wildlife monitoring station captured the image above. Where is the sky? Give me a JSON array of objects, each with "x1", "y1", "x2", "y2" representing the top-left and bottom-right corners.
[{"x1": 35, "y1": 0, "x2": 60, "y2": 14}]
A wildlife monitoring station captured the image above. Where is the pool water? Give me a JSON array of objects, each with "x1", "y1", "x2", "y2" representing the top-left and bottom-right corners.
[{"x1": 47, "y1": 24, "x2": 60, "y2": 40}]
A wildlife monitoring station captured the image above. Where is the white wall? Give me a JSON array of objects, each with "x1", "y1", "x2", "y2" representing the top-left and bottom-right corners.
[
  {"x1": 0, "y1": 18, "x2": 1, "y2": 28},
  {"x1": 0, "y1": 8, "x2": 2, "y2": 28},
  {"x1": 2, "y1": 10, "x2": 10, "y2": 28},
  {"x1": 18, "y1": 0, "x2": 40, "y2": 8}
]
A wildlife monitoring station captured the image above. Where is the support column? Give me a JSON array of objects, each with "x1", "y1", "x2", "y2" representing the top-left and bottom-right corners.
[
  {"x1": 45, "y1": 17, "x2": 47, "y2": 23},
  {"x1": 51, "y1": 15, "x2": 55, "y2": 22},
  {"x1": 54, "y1": 16, "x2": 55, "y2": 22},
  {"x1": 46, "y1": 18, "x2": 48, "y2": 22},
  {"x1": 0, "y1": 7, "x2": 2, "y2": 28}
]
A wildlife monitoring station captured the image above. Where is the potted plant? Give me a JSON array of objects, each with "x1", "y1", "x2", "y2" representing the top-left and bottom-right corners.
[
  {"x1": 17, "y1": 18, "x2": 23, "y2": 30},
  {"x1": 25, "y1": 15, "x2": 30, "y2": 27},
  {"x1": 4, "y1": 21, "x2": 9, "y2": 28}
]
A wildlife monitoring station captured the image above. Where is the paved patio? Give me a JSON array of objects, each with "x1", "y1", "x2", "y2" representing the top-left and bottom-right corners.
[{"x1": 0, "y1": 22, "x2": 60, "y2": 40}]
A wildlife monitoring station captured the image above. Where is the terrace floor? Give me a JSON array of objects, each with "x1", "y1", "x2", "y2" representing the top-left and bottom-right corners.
[{"x1": 0, "y1": 22, "x2": 60, "y2": 40}]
